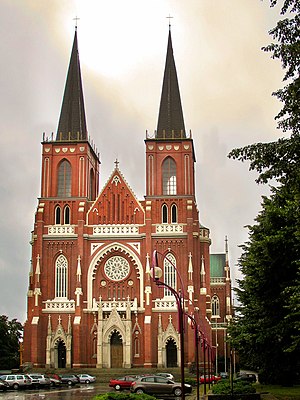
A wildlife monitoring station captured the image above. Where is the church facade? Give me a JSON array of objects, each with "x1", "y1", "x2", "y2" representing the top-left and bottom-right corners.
[{"x1": 23, "y1": 28, "x2": 232, "y2": 370}]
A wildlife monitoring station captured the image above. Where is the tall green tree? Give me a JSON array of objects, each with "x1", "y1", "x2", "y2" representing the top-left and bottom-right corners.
[
  {"x1": 228, "y1": 0, "x2": 300, "y2": 384},
  {"x1": 0, "y1": 315, "x2": 23, "y2": 370}
]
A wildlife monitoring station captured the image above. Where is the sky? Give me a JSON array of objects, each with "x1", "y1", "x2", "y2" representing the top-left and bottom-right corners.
[{"x1": 0, "y1": 0, "x2": 285, "y2": 324}]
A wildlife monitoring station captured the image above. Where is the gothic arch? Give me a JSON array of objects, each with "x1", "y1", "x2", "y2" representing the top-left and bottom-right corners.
[
  {"x1": 158, "y1": 316, "x2": 181, "y2": 368},
  {"x1": 46, "y1": 318, "x2": 72, "y2": 369},
  {"x1": 97, "y1": 307, "x2": 132, "y2": 368},
  {"x1": 87, "y1": 242, "x2": 144, "y2": 309}
]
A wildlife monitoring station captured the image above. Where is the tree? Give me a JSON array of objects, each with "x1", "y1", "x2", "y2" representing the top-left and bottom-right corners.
[
  {"x1": 228, "y1": 0, "x2": 300, "y2": 384},
  {"x1": 0, "y1": 315, "x2": 23, "y2": 370}
]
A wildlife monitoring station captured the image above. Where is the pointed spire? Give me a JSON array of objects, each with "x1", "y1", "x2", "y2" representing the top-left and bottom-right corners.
[
  {"x1": 156, "y1": 28, "x2": 186, "y2": 139},
  {"x1": 56, "y1": 30, "x2": 87, "y2": 141}
]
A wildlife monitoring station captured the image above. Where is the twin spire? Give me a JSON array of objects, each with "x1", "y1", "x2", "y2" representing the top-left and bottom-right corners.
[
  {"x1": 156, "y1": 29, "x2": 186, "y2": 139},
  {"x1": 56, "y1": 30, "x2": 87, "y2": 141},
  {"x1": 56, "y1": 28, "x2": 186, "y2": 142}
]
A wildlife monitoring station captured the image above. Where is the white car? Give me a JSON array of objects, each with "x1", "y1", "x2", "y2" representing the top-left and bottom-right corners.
[
  {"x1": 155, "y1": 372, "x2": 175, "y2": 381},
  {"x1": 77, "y1": 374, "x2": 96, "y2": 384}
]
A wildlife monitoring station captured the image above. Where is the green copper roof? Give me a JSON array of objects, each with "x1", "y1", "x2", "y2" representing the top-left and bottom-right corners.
[
  {"x1": 56, "y1": 30, "x2": 87, "y2": 141},
  {"x1": 210, "y1": 254, "x2": 225, "y2": 277},
  {"x1": 156, "y1": 29, "x2": 186, "y2": 139}
]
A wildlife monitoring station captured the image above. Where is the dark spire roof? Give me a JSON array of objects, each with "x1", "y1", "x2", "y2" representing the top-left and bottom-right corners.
[
  {"x1": 156, "y1": 29, "x2": 186, "y2": 139},
  {"x1": 56, "y1": 30, "x2": 87, "y2": 141}
]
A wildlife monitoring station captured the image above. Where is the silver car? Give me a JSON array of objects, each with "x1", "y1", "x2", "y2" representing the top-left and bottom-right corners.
[
  {"x1": 28, "y1": 374, "x2": 51, "y2": 387},
  {"x1": 0, "y1": 374, "x2": 32, "y2": 390},
  {"x1": 77, "y1": 373, "x2": 96, "y2": 384},
  {"x1": 131, "y1": 375, "x2": 192, "y2": 396}
]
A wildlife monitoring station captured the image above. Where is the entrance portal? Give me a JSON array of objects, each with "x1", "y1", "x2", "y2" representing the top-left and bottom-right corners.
[
  {"x1": 110, "y1": 331, "x2": 123, "y2": 368},
  {"x1": 57, "y1": 340, "x2": 66, "y2": 368},
  {"x1": 166, "y1": 338, "x2": 177, "y2": 367}
]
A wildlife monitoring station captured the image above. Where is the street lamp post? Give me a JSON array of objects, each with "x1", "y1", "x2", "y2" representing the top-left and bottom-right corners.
[{"x1": 151, "y1": 250, "x2": 185, "y2": 400}]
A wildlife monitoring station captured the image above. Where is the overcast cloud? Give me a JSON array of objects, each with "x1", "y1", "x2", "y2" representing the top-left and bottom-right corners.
[{"x1": 0, "y1": 0, "x2": 285, "y2": 323}]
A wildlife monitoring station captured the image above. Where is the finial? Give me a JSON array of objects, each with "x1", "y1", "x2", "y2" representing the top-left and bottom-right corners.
[
  {"x1": 73, "y1": 16, "x2": 80, "y2": 31},
  {"x1": 114, "y1": 158, "x2": 119, "y2": 169},
  {"x1": 166, "y1": 14, "x2": 173, "y2": 30}
]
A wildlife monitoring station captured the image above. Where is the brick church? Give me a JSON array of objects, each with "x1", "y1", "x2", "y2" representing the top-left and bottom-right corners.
[{"x1": 23, "y1": 27, "x2": 233, "y2": 370}]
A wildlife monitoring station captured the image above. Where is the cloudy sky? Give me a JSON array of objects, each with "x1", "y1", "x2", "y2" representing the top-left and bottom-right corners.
[{"x1": 0, "y1": 0, "x2": 285, "y2": 323}]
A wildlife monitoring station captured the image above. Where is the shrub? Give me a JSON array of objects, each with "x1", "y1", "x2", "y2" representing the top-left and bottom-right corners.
[
  {"x1": 184, "y1": 377, "x2": 198, "y2": 387},
  {"x1": 93, "y1": 393, "x2": 156, "y2": 400},
  {"x1": 212, "y1": 380, "x2": 256, "y2": 395}
]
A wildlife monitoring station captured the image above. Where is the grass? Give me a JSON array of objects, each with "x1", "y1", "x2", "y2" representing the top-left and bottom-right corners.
[{"x1": 256, "y1": 384, "x2": 300, "y2": 400}]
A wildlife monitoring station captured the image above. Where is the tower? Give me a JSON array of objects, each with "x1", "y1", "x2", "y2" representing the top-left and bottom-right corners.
[
  {"x1": 23, "y1": 30, "x2": 100, "y2": 367},
  {"x1": 144, "y1": 27, "x2": 212, "y2": 368}
]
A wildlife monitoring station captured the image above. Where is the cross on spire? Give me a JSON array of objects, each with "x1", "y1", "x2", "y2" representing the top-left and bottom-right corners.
[
  {"x1": 114, "y1": 158, "x2": 119, "y2": 169},
  {"x1": 166, "y1": 14, "x2": 173, "y2": 29},
  {"x1": 73, "y1": 16, "x2": 80, "y2": 30}
]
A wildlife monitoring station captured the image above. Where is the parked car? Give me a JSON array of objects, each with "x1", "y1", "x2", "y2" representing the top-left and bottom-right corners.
[
  {"x1": 109, "y1": 375, "x2": 137, "y2": 390},
  {"x1": 45, "y1": 374, "x2": 62, "y2": 387},
  {"x1": 0, "y1": 374, "x2": 32, "y2": 390},
  {"x1": 131, "y1": 375, "x2": 192, "y2": 396},
  {"x1": 219, "y1": 372, "x2": 228, "y2": 379},
  {"x1": 200, "y1": 375, "x2": 222, "y2": 384},
  {"x1": 236, "y1": 373, "x2": 256, "y2": 383},
  {"x1": 0, "y1": 378, "x2": 10, "y2": 391},
  {"x1": 48, "y1": 376, "x2": 62, "y2": 387},
  {"x1": 77, "y1": 374, "x2": 96, "y2": 384},
  {"x1": 28, "y1": 374, "x2": 51, "y2": 388},
  {"x1": 59, "y1": 374, "x2": 79, "y2": 385},
  {"x1": 155, "y1": 372, "x2": 175, "y2": 380}
]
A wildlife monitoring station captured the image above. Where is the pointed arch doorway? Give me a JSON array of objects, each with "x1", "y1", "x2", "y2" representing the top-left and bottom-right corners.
[
  {"x1": 57, "y1": 340, "x2": 66, "y2": 368},
  {"x1": 110, "y1": 330, "x2": 123, "y2": 368},
  {"x1": 166, "y1": 338, "x2": 177, "y2": 367}
]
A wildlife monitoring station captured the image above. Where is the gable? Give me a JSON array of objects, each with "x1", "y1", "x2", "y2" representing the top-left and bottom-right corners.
[{"x1": 87, "y1": 169, "x2": 144, "y2": 225}]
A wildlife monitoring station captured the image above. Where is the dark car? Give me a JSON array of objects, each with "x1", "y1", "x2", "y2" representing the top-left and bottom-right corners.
[
  {"x1": 236, "y1": 373, "x2": 256, "y2": 383},
  {"x1": 59, "y1": 374, "x2": 79, "y2": 385},
  {"x1": 109, "y1": 375, "x2": 137, "y2": 390},
  {"x1": 0, "y1": 378, "x2": 10, "y2": 391},
  {"x1": 131, "y1": 375, "x2": 192, "y2": 396}
]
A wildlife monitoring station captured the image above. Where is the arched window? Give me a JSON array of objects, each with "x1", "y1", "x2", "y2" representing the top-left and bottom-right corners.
[
  {"x1": 171, "y1": 204, "x2": 177, "y2": 223},
  {"x1": 55, "y1": 254, "x2": 68, "y2": 298},
  {"x1": 89, "y1": 169, "x2": 95, "y2": 200},
  {"x1": 57, "y1": 160, "x2": 72, "y2": 197},
  {"x1": 211, "y1": 295, "x2": 220, "y2": 317},
  {"x1": 64, "y1": 205, "x2": 70, "y2": 224},
  {"x1": 55, "y1": 206, "x2": 61, "y2": 224},
  {"x1": 162, "y1": 204, "x2": 168, "y2": 223},
  {"x1": 162, "y1": 157, "x2": 177, "y2": 195},
  {"x1": 164, "y1": 253, "x2": 176, "y2": 297}
]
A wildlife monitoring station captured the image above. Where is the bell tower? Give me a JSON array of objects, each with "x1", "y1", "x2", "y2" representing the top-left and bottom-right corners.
[{"x1": 144, "y1": 27, "x2": 211, "y2": 367}]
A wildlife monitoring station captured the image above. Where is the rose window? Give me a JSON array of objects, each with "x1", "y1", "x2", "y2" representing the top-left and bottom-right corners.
[{"x1": 104, "y1": 256, "x2": 130, "y2": 281}]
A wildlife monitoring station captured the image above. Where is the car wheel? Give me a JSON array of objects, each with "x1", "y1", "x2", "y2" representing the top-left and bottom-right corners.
[
  {"x1": 67, "y1": 380, "x2": 73, "y2": 385},
  {"x1": 85, "y1": 380, "x2": 90, "y2": 384},
  {"x1": 174, "y1": 387, "x2": 182, "y2": 397},
  {"x1": 136, "y1": 388, "x2": 144, "y2": 394},
  {"x1": 115, "y1": 384, "x2": 121, "y2": 391},
  {"x1": 13, "y1": 383, "x2": 19, "y2": 390}
]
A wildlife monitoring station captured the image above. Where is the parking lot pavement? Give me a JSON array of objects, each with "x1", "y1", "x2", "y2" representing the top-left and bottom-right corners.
[{"x1": 0, "y1": 383, "x2": 111, "y2": 399}]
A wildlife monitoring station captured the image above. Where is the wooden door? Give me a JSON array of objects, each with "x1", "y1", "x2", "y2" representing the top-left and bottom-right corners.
[{"x1": 111, "y1": 331, "x2": 123, "y2": 368}]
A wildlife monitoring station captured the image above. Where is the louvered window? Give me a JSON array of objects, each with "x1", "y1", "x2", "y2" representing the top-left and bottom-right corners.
[{"x1": 57, "y1": 160, "x2": 71, "y2": 197}]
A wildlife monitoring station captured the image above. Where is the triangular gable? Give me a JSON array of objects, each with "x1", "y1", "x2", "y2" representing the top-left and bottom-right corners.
[{"x1": 87, "y1": 167, "x2": 144, "y2": 225}]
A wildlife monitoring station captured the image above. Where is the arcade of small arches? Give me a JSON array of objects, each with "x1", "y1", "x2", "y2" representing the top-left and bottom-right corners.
[{"x1": 45, "y1": 311, "x2": 181, "y2": 369}]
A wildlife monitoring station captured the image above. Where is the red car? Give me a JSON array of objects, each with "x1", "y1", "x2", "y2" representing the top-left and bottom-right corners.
[
  {"x1": 200, "y1": 375, "x2": 221, "y2": 384},
  {"x1": 109, "y1": 376, "x2": 137, "y2": 391}
]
